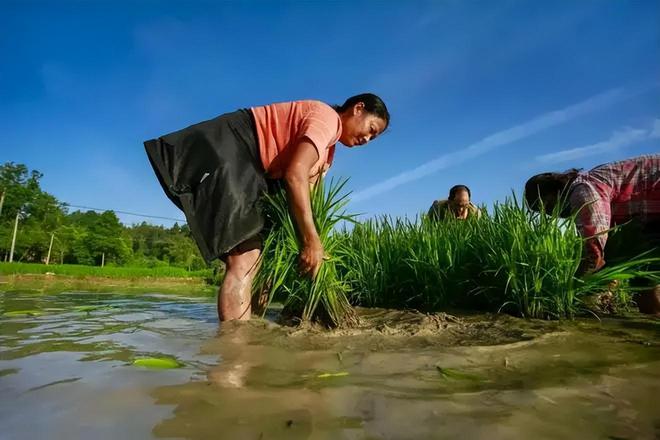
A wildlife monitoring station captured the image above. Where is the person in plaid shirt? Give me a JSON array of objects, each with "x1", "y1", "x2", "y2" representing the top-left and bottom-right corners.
[{"x1": 525, "y1": 154, "x2": 660, "y2": 315}]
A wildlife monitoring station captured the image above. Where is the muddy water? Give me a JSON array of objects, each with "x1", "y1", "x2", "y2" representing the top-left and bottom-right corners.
[{"x1": 1, "y1": 291, "x2": 658, "y2": 440}]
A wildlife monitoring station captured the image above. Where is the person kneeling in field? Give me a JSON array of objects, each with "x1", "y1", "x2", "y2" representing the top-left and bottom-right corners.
[
  {"x1": 525, "y1": 154, "x2": 660, "y2": 315},
  {"x1": 428, "y1": 185, "x2": 481, "y2": 221}
]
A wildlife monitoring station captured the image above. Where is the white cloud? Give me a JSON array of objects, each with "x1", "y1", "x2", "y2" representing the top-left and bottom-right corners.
[
  {"x1": 352, "y1": 85, "x2": 652, "y2": 202},
  {"x1": 535, "y1": 121, "x2": 659, "y2": 165}
]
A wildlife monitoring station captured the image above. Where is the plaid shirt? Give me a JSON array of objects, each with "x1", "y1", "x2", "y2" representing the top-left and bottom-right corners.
[{"x1": 568, "y1": 154, "x2": 660, "y2": 272}]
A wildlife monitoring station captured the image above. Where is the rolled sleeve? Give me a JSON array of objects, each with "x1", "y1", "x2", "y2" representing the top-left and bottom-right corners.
[
  {"x1": 298, "y1": 102, "x2": 342, "y2": 175},
  {"x1": 569, "y1": 183, "x2": 610, "y2": 272}
]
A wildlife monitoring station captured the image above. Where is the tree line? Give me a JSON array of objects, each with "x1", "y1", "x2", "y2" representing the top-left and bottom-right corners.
[{"x1": 0, "y1": 162, "x2": 206, "y2": 270}]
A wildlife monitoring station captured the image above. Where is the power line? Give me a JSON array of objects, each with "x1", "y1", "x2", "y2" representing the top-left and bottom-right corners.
[{"x1": 65, "y1": 204, "x2": 186, "y2": 222}]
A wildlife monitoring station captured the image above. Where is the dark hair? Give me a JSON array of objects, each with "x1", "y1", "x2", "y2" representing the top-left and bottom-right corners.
[
  {"x1": 334, "y1": 93, "x2": 390, "y2": 129},
  {"x1": 524, "y1": 168, "x2": 581, "y2": 211},
  {"x1": 448, "y1": 184, "x2": 471, "y2": 200}
]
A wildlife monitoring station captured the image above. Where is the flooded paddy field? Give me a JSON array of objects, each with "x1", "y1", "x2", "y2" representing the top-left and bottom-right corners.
[{"x1": 1, "y1": 290, "x2": 658, "y2": 439}]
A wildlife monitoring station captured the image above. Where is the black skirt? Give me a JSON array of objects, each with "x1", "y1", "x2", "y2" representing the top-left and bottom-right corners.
[{"x1": 144, "y1": 109, "x2": 268, "y2": 263}]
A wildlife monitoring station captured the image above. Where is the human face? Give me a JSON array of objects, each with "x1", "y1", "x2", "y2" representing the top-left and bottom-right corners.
[
  {"x1": 449, "y1": 190, "x2": 470, "y2": 219},
  {"x1": 339, "y1": 102, "x2": 387, "y2": 147}
]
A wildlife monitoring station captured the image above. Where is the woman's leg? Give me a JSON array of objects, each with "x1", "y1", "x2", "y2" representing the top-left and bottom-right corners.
[{"x1": 218, "y1": 246, "x2": 261, "y2": 321}]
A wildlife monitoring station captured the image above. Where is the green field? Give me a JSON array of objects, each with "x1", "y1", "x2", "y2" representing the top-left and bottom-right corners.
[{"x1": 0, "y1": 262, "x2": 215, "y2": 280}]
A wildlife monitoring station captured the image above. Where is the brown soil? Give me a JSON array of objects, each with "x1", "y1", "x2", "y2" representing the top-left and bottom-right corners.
[{"x1": 215, "y1": 307, "x2": 563, "y2": 353}]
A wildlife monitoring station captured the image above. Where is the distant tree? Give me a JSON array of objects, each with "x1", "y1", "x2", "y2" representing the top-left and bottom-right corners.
[
  {"x1": 0, "y1": 163, "x2": 42, "y2": 222},
  {"x1": 125, "y1": 221, "x2": 204, "y2": 269},
  {"x1": 0, "y1": 161, "x2": 205, "y2": 269},
  {"x1": 0, "y1": 162, "x2": 67, "y2": 262},
  {"x1": 67, "y1": 210, "x2": 131, "y2": 265}
]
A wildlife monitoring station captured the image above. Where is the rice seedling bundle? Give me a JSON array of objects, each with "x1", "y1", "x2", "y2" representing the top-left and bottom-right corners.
[{"x1": 252, "y1": 178, "x2": 358, "y2": 327}]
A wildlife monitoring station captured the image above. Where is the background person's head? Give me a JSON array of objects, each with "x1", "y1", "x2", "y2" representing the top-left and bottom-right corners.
[
  {"x1": 448, "y1": 184, "x2": 471, "y2": 219},
  {"x1": 524, "y1": 169, "x2": 580, "y2": 216},
  {"x1": 335, "y1": 93, "x2": 390, "y2": 147}
]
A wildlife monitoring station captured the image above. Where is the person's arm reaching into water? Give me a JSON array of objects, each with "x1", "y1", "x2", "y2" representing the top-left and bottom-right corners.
[{"x1": 283, "y1": 139, "x2": 324, "y2": 279}]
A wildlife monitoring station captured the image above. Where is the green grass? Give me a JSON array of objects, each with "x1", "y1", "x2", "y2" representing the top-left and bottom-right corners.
[
  {"x1": 344, "y1": 194, "x2": 659, "y2": 319},
  {"x1": 256, "y1": 181, "x2": 659, "y2": 323},
  {"x1": 0, "y1": 262, "x2": 214, "y2": 279}
]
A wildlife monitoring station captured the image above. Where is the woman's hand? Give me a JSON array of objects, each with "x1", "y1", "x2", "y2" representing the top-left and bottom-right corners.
[{"x1": 299, "y1": 237, "x2": 324, "y2": 279}]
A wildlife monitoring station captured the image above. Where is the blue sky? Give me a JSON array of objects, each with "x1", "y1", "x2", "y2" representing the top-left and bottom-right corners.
[{"x1": 2, "y1": 0, "x2": 659, "y2": 226}]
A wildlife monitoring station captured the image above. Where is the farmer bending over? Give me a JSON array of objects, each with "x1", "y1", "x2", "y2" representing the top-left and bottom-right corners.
[
  {"x1": 428, "y1": 185, "x2": 481, "y2": 221},
  {"x1": 145, "y1": 94, "x2": 390, "y2": 321},
  {"x1": 524, "y1": 154, "x2": 660, "y2": 315}
]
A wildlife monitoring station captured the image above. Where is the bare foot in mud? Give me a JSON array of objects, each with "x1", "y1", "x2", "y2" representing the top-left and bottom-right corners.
[
  {"x1": 583, "y1": 291, "x2": 615, "y2": 314},
  {"x1": 583, "y1": 280, "x2": 622, "y2": 315},
  {"x1": 597, "y1": 291, "x2": 614, "y2": 314}
]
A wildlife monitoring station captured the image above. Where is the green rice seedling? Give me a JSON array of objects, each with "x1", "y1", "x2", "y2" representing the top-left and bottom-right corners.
[
  {"x1": 469, "y1": 194, "x2": 584, "y2": 318},
  {"x1": 343, "y1": 216, "x2": 409, "y2": 308},
  {"x1": 343, "y1": 213, "x2": 481, "y2": 311},
  {"x1": 410, "y1": 215, "x2": 481, "y2": 309},
  {"x1": 256, "y1": 179, "x2": 658, "y2": 322},
  {"x1": 252, "y1": 178, "x2": 358, "y2": 327},
  {"x1": 344, "y1": 193, "x2": 659, "y2": 319}
]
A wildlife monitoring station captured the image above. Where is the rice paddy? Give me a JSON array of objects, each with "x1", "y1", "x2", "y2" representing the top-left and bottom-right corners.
[
  {"x1": 254, "y1": 179, "x2": 660, "y2": 326},
  {"x1": 0, "y1": 262, "x2": 214, "y2": 279},
  {"x1": 2, "y1": 290, "x2": 659, "y2": 439}
]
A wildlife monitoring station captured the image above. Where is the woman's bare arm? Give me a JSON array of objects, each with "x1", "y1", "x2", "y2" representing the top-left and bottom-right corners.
[{"x1": 283, "y1": 139, "x2": 324, "y2": 278}]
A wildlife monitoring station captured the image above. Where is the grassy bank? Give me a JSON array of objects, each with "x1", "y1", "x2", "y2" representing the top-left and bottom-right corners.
[
  {"x1": 0, "y1": 262, "x2": 220, "y2": 295},
  {"x1": 0, "y1": 262, "x2": 215, "y2": 279}
]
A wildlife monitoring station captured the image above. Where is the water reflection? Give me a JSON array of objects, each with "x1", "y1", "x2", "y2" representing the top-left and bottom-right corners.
[
  {"x1": 1, "y1": 290, "x2": 659, "y2": 439},
  {"x1": 148, "y1": 316, "x2": 660, "y2": 440},
  {"x1": 0, "y1": 290, "x2": 217, "y2": 439}
]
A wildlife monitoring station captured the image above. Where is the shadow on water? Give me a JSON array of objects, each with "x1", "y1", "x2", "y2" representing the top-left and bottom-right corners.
[{"x1": 1, "y1": 290, "x2": 659, "y2": 439}]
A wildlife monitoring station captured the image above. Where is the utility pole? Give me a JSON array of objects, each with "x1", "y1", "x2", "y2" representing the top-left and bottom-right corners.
[
  {"x1": 46, "y1": 232, "x2": 55, "y2": 265},
  {"x1": 0, "y1": 190, "x2": 5, "y2": 217},
  {"x1": 9, "y1": 210, "x2": 20, "y2": 263}
]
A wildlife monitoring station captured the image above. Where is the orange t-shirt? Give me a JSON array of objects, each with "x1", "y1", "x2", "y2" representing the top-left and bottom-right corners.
[{"x1": 250, "y1": 100, "x2": 341, "y2": 179}]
